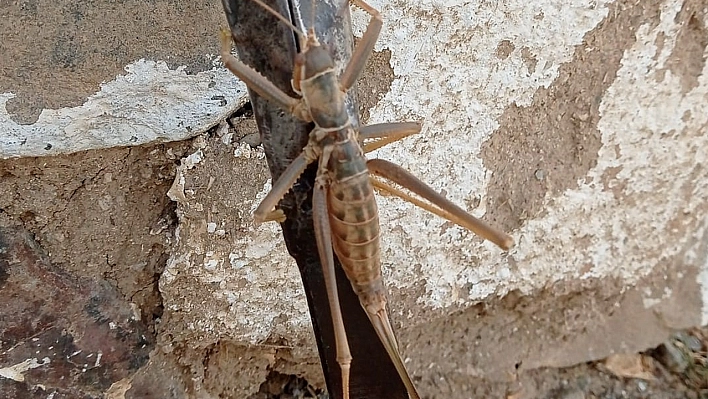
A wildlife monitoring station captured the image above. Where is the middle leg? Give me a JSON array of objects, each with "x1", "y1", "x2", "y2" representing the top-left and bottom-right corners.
[{"x1": 359, "y1": 122, "x2": 421, "y2": 153}]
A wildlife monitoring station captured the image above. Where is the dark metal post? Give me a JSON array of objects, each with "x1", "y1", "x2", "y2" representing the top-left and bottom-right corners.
[{"x1": 220, "y1": 0, "x2": 409, "y2": 398}]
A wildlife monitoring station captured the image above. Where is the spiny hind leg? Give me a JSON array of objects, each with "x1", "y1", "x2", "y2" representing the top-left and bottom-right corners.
[
  {"x1": 312, "y1": 179, "x2": 352, "y2": 399},
  {"x1": 359, "y1": 122, "x2": 421, "y2": 153},
  {"x1": 367, "y1": 158, "x2": 515, "y2": 250},
  {"x1": 339, "y1": 0, "x2": 383, "y2": 91}
]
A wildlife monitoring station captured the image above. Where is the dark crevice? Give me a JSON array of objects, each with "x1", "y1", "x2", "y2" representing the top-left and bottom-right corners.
[{"x1": 247, "y1": 371, "x2": 327, "y2": 399}]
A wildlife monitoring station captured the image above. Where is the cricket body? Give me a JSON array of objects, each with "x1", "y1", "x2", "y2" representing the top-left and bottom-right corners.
[
  {"x1": 220, "y1": 1, "x2": 514, "y2": 398},
  {"x1": 300, "y1": 48, "x2": 391, "y2": 325},
  {"x1": 303, "y1": 30, "x2": 413, "y2": 397}
]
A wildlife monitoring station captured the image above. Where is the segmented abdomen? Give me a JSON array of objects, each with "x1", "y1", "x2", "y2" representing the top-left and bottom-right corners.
[{"x1": 326, "y1": 136, "x2": 382, "y2": 295}]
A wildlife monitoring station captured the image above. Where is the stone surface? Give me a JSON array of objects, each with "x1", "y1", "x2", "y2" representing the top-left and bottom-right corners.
[
  {"x1": 0, "y1": 227, "x2": 154, "y2": 398},
  {"x1": 0, "y1": 0, "x2": 247, "y2": 158},
  {"x1": 1, "y1": 0, "x2": 707, "y2": 397}
]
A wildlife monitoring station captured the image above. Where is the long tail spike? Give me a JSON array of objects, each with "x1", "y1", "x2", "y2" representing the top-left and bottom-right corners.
[{"x1": 367, "y1": 308, "x2": 421, "y2": 399}]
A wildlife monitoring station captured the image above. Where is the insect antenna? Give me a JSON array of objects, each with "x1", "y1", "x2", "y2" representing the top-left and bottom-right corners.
[
  {"x1": 249, "y1": 0, "x2": 306, "y2": 41},
  {"x1": 310, "y1": 0, "x2": 316, "y2": 33}
]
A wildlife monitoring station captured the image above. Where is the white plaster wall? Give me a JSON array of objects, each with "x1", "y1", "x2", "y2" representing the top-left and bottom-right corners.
[
  {"x1": 164, "y1": 164, "x2": 314, "y2": 345},
  {"x1": 0, "y1": 60, "x2": 247, "y2": 159},
  {"x1": 351, "y1": 0, "x2": 616, "y2": 309},
  {"x1": 354, "y1": 0, "x2": 702, "y2": 311},
  {"x1": 164, "y1": 0, "x2": 708, "y2": 360},
  {"x1": 4, "y1": 0, "x2": 705, "y2": 378},
  {"x1": 352, "y1": 0, "x2": 708, "y2": 314}
]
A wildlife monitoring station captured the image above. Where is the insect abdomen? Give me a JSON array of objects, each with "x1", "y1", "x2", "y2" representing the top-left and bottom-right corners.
[{"x1": 327, "y1": 138, "x2": 382, "y2": 293}]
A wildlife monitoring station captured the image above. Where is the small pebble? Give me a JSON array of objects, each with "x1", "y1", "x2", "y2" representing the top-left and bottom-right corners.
[
  {"x1": 221, "y1": 132, "x2": 234, "y2": 145},
  {"x1": 535, "y1": 169, "x2": 546, "y2": 180},
  {"x1": 216, "y1": 122, "x2": 230, "y2": 137},
  {"x1": 637, "y1": 380, "x2": 647, "y2": 392},
  {"x1": 675, "y1": 331, "x2": 703, "y2": 352},
  {"x1": 241, "y1": 133, "x2": 262, "y2": 148},
  {"x1": 654, "y1": 340, "x2": 689, "y2": 373},
  {"x1": 559, "y1": 388, "x2": 585, "y2": 399}
]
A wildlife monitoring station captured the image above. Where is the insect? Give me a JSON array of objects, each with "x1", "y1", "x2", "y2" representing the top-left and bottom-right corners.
[{"x1": 220, "y1": 0, "x2": 514, "y2": 398}]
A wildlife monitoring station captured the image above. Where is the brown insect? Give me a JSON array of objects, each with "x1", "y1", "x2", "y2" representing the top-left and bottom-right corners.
[{"x1": 220, "y1": 1, "x2": 514, "y2": 398}]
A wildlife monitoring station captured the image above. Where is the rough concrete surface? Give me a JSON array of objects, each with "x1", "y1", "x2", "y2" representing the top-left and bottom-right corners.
[
  {"x1": 1, "y1": 0, "x2": 708, "y2": 398},
  {"x1": 0, "y1": 0, "x2": 247, "y2": 158}
]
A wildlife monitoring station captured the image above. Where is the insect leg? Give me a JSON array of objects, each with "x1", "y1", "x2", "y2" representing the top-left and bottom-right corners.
[
  {"x1": 367, "y1": 159, "x2": 514, "y2": 250},
  {"x1": 339, "y1": 0, "x2": 383, "y2": 91},
  {"x1": 359, "y1": 122, "x2": 421, "y2": 153},
  {"x1": 253, "y1": 150, "x2": 314, "y2": 224},
  {"x1": 312, "y1": 178, "x2": 352, "y2": 399},
  {"x1": 220, "y1": 28, "x2": 310, "y2": 121}
]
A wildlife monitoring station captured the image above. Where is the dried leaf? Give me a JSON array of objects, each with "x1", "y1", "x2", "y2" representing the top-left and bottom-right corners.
[
  {"x1": 603, "y1": 353, "x2": 655, "y2": 380},
  {"x1": 506, "y1": 390, "x2": 525, "y2": 399}
]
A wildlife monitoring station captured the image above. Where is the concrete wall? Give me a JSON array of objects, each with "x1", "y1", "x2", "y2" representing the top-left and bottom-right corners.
[
  {"x1": 0, "y1": 0, "x2": 247, "y2": 158},
  {"x1": 1, "y1": 0, "x2": 706, "y2": 398}
]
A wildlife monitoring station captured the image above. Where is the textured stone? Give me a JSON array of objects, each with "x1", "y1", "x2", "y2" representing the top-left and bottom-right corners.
[{"x1": 0, "y1": 227, "x2": 154, "y2": 398}]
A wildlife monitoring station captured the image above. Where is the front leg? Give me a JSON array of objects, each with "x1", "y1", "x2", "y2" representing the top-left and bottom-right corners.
[
  {"x1": 338, "y1": 0, "x2": 383, "y2": 92},
  {"x1": 220, "y1": 28, "x2": 311, "y2": 122}
]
